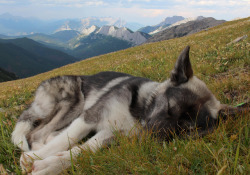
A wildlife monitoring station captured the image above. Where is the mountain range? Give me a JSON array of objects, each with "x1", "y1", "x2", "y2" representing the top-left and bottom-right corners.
[
  {"x1": 26, "y1": 25, "x2": 150, "y2": 48},
  {"x1": 0, "y1": 13, "x2": 229, "y2": 81},
  {"x1": 22, "y1": 27, "x2": 144, "y2": 59}
]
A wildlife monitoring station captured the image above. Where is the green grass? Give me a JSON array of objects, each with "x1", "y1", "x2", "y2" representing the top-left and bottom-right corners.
[{"x1": 0, "y1": 17, "x2": 249, "y2": 174}]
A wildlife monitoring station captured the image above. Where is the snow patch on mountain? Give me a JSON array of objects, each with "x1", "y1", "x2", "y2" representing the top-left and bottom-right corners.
[{"x1": 150, "y1": 16, "x2": 205, "y2": 35}]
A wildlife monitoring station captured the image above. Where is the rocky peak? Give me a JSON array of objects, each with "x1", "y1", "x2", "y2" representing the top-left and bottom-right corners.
[
  {"x1": 158, "y1": 16, "x2": 185, "y2": 26},
  {"x1": 81, "y1": 25, "x2": 99, "y2": 36},
  {"x1": 96, "y1": 25, "x2": 148, "y2": 45}
]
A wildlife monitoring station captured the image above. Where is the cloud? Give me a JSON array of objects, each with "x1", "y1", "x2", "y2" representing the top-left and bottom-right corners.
[{"x1": 0, "y1": 0, "x2": 15, "y2": 4}]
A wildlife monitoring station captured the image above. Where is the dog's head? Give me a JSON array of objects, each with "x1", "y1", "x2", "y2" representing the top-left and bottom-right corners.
[{"x1": 147, "y1": 46, "x2": 246, "y2": 138}]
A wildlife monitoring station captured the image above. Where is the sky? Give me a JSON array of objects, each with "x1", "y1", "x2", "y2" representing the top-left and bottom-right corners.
[{"x1": 0, "y1": 0, "x2": 249, "y2": 25}]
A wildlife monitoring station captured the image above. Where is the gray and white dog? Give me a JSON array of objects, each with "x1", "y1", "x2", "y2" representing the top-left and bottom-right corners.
[{"x1": 12, "y1": 46, "x2": 241, "y2": 175}]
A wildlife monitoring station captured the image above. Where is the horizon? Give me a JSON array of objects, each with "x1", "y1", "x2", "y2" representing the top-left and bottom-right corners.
[{"x1": 0, "y1": 0, "x2": 249, "y2": 26}]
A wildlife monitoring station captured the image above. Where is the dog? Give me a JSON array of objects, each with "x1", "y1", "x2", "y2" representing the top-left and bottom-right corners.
[{"x1": 11, "y1": 46, "x2": 244, "y2": 175}]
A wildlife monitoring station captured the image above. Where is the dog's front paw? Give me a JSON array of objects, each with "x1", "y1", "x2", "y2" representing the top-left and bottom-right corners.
[
  {"x1": 32, "y1": 154, "x2": 71, "y2": 175},
  {"x1": 20, "y1": 151, "x2": 41, "y2": 173}
]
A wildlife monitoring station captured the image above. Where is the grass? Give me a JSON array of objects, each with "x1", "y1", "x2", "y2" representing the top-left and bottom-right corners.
[{"x1": 0, "y1": 17, "x2": 249, "y2": 174}]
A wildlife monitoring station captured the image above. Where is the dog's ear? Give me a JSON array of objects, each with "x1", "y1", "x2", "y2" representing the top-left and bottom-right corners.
[{"x1": 170, "y1": 46, "x2": 193, "y2": 85}]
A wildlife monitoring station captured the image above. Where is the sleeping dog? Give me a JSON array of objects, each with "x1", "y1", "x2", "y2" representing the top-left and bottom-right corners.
[{"x1": 12, "y1": 46, "x2": 244, "y2": 175}]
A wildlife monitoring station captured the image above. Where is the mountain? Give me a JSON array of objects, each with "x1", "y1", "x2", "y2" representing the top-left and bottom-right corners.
[
  {"x1": 146, "y1": 17, "x2": 226, "y2": 43},
  {"x1": 96, "y1": 26, "x2": 150, "y2": 45},
  {"x1": 138, "y1": 16, "x2": 185, "y2": 34},
  {"x1": 81, "y1": 25, "x2": 100, "y2": 36},
  {"x1": 0, "y1": 67, "x2": 18, "y2": 82},
  {"x1": 68, "y1": 33, "x2": 133, "y2": 59},
  {"x1": 0, "y1": 38, "x2": 78, "y2": 78}
]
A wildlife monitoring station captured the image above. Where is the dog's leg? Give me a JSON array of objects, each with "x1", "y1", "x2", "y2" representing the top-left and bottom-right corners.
[
  {"x1": 20, "y1": 117, "x2": 95, "y2": 172},
  {"x1": 31, "y1": 129, "x2": 114, "y2": 175}
]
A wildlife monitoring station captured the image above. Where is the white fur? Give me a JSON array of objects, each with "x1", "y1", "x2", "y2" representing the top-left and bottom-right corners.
[
  {"x1": 21, "y1": 117, "x2": 95, "y2": 163},
  {"x1": 97, "y1": 96, "x2": 137, "y2": 133},
  {"x1": 32, "y1": 130, "x2": 114, "y2": 175},
  {"x1": 11, "y1": 121, "x2": 31, "y2": 151},
  {"x1": 138, "y1": 81, "x2": 159, "y2": 105},
  {"x1": 180, "y1": 76, "x2": 207, "y2": 97},
  {"x1": 146, "y1": 79, "x2": 171, "y2": 106},
  {"x1": 204, "y1": 98, "x2": 221, "y2": 119}
]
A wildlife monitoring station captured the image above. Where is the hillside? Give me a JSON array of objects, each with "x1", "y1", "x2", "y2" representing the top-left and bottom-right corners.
[
  {"x1": 0, "y1": 38, "x2": 78, "y2": 78},
  {"x1": 147, "y1": 17, "x2": 226, "y2": 43},
  {"x1": 0, "y1": 17, "x2": 249, "y2": 174},
  {"x1": 0, "y1": 67, "x2": 18, "y2": 82}
]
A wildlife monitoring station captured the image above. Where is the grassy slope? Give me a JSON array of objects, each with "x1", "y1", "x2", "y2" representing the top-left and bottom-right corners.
[{"x1": 0, "y1": 18, "x2": 249, "y2": 174}]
